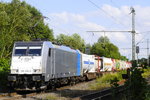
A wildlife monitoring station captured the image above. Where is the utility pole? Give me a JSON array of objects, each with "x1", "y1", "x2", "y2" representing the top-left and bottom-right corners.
[
  {"x1": 87, "y1": 7, "x2": 136, "y2": 61},
  {"x1": 130, "y1": 7, "x2": 136, "y2": 61}
]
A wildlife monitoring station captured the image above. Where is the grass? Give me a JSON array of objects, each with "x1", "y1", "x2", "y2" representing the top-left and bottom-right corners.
[
  {"x1": 46, "y1": 94, "x2": 59, "y2": 100},
  {"x1": 142, "y1": 68, "x2": 150, "y2": 78},
  {"x1": 89, "y1": 71, "x2": 126, "y2": 90},
  {"x1": 88, "y1": 67, "x2": 150, "y2": 99}
]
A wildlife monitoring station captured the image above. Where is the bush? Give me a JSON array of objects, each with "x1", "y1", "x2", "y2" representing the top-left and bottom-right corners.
[
  {"x1": 124, "y1": 67, "x2": 147, "y2": 100},
  {"x1": 142, "y1": 68, "x2": 150, "y2": 78},
  {"x1": 89, "y1": 71, "x2": 125, "y2": 90},
  {"x1": 0, "y1": 58, "x2": 10, "y2": 92},
  {"x1": 0, "y1": 58, "x2": 10, "y2": 72}
]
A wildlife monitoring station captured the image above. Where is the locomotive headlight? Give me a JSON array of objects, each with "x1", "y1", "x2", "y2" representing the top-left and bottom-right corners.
[
  {"x1": 11, "y1": 69, "x2": 18, "y2": 73},
  {"x1": 33, "y1": 69, "x2": 41, "y2": 73}
]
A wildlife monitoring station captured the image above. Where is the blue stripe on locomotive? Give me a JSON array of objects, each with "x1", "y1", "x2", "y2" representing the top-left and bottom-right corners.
[
  {"x1": 84, "y1": 61, "x2": 94, "y2": 65},
  {"x1": 76, "y1": 50, "x2": 81, "y2": 76}
]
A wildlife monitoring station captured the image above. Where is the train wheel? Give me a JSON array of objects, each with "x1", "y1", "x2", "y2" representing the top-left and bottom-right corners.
[
  {"x1": 83, "y1": 75, "x2": 88, "y2": 81},
  {"x1": 70, "y1": 77, "x2": 76, "y2": 86},
  {"x1": 51, "y1": 79, "x2": 56, "y2": 90}
]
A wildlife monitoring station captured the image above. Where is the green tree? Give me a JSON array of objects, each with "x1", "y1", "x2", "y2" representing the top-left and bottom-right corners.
[
  {"x1": 56, "y1": 33, "x2": 85, "y2": 52},
  {"x1": 85, "y1": 44, "x2": 92, "y2": 54},
  {"x1": 56, "y1": 34, "x2": 70, "y2": 45},
  {"x1": 98, "y1": 36, "x2": 110, "y2": 43},
  {"x1": 0, "y1": 0, "x2": 54, "y2": 58},
  {"x1": 91, "y1": 36, "x2": 127, "y2": 60},
  {"x1": 71, "y1": 33, "x2": 85, "y2": 52}
]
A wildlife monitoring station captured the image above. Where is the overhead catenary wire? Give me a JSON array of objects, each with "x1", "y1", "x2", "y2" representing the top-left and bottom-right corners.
[
  {"x1": 87, "y1": 0, "x2": 149, "y2": 60},
  {"x1": 86, "y1": 5, "x2": 136, "y2": 60},
  {"x1": 110, "y1": 0, "x2": 143, "y2": 29},
  {"x1": 45, "y1": 16, "x2": 71, "y2": 36},
  {"x1": 136, "y1": 31, "x2": 150, "y2": 45},
  {"x1": 87, "y1": 0, "x2": 129, "y2": 29},
  {"x1": 110, "y1": 0, "x2": 131, "y2": 20}
]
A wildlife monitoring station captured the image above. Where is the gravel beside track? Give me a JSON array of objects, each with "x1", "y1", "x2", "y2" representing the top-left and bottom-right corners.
[{"x1": 0, "y1": 80, "x2": 97, "y2": 100}]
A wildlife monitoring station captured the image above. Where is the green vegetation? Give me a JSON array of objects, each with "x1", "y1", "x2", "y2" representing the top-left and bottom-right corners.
[
  {"x1": 89, "y1": 71, "x2": 126, "y2": 90},
  {"x1": 46, "y1": 95, "x2": 59, "y2": 100},
  {"x1": 90, "y1": 67, "x2": 150, "y2": 100},
  {"x1": 124, "y1": 67, "x2": 147, "y2": 100},
  {"x1": 138, "y1": 58, "x2": 150, "y2": 68},
  {"x1": 0, "y1": 0, "x2": 54, "y2": 59},
  {"x1": 91, "y1": 36, "x2": 128, "y2": 60},
  {"x1": 0, "y1": 58, "x2": 10, "y2": 91},
  {"x1": 55, "y1": 33, "x2": 86, "y2": 52},
  {"x1": 142, "y1": 67, "x2": 150, "y2": 100},
  {"x1": 142, "y1": 68, "x2": 150, "y2": 78},
  {"x1": 140, "y1": 68, "x2": 150, "y2": 100}
]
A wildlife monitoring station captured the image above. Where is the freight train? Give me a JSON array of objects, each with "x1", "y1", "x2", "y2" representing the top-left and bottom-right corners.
[{"x1": 8, "y1": 41, "x2": 131, "y2": 90}]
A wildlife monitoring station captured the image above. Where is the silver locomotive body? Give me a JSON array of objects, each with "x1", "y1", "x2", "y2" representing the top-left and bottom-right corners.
[{"x1": 8, "y1": 41, "x2": 81, "y2": 90}]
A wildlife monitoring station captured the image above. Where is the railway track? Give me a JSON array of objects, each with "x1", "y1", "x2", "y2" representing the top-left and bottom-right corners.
[
  {"x1": 0, "y1": 73, "x2": 125, "y2": 100},
  {"x1": 0, "y1": 80, "x2": 95, "y2": 100},
  {"x1": 0, "y1": 90, "x2": 40, "y2": 100},
  {"x1": 0, "y1": 84, "x2": 127, "y2": 100},
  {"x1": 74, "y1": 85, "x2": 126, "y2": 100}
]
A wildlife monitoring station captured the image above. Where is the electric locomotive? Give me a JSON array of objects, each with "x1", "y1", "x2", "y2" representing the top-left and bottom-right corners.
[{"x1": 8, "y1": 41, "x2": 82, "y2": 90}]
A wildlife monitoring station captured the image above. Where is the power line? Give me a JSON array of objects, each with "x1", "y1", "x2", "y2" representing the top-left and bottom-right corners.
[
  {"x1": 87, "y1": 30, "x2": 131, "y2": 32},
  {"x1": 45, "y1": 16, "x2": 71, "y2": 35},
  {"x1": 136, "y1": 31, "x2": 150, "y2": 45},
  {"x1": 87, "y1": 7, "x2": 136, "y2": 60},
  {"x1": 110, "y1": 0, "x2": 146, "y2": 30},
  {"x1": 110, "y1": 0, "x2": 131, "y2": 20},
  {"x1": 87, "y1": 0, "x2": 129, "y2": 29},
  {"x1": 109, "y1": 0, "x2": 142, "y2": 29},
  {"x1": 138, "y1": 31, "x2": 150, "y2": 34}
]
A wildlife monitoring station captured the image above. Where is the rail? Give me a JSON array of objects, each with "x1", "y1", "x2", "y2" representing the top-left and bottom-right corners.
[{"x1": 77, "y1": 85, "x2": 126, "y2": 100}]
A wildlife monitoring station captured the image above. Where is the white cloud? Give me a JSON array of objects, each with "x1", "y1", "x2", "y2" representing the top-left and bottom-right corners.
[
  {"x1": 50, "y1": 12, "x2": 69, "y2": 24},
  {"x1": 109, "y1": 32, "x2": 127, "y2": 42},
  {"x1": 78, "y1": 22, "x2": 105, "y2": 30},
  {"x1": 102, "y1": 4, "x2": 122, "y2": 17},
  {"x1": 48, "y1": 12, "x2": 105, "y2": 42},
  {"x1": 49, "y1": 12, "x2": 86, "y2": 24}
]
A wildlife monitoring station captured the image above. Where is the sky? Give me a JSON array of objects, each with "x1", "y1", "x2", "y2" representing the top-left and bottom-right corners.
[{"x1": 2, "y1": 0, "x2": 150, "y2": 60}]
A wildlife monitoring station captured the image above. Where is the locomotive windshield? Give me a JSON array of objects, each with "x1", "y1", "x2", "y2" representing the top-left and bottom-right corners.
[
  {"x1": 14, "y1": 47, "x2": 27, "y2": 56},
  {"x1": 28, "y1": 47, "x2": 41, "y2": 56},
  {"x1": 14, "y1": 46, "x2": 42, "y2": 56}
]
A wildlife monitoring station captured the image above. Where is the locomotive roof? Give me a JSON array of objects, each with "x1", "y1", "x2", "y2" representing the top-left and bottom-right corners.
[
  {"x1": 53, "y1": 44, "x2": 77, "y2": 53},
  {"x1": 15, "y1": 41, "x2": 79, "y2": 53},
  {"x1": 15, "y1": 41, "x2": 43, "y2": 46}
]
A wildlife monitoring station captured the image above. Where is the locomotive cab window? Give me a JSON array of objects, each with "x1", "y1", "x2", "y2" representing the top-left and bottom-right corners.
[
  {"x1": 28, "y1": 47, "x2": 42, "y2": 56},
  {"x1": 14, "y1": 47, "x2": 27, "y2": 56}
]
